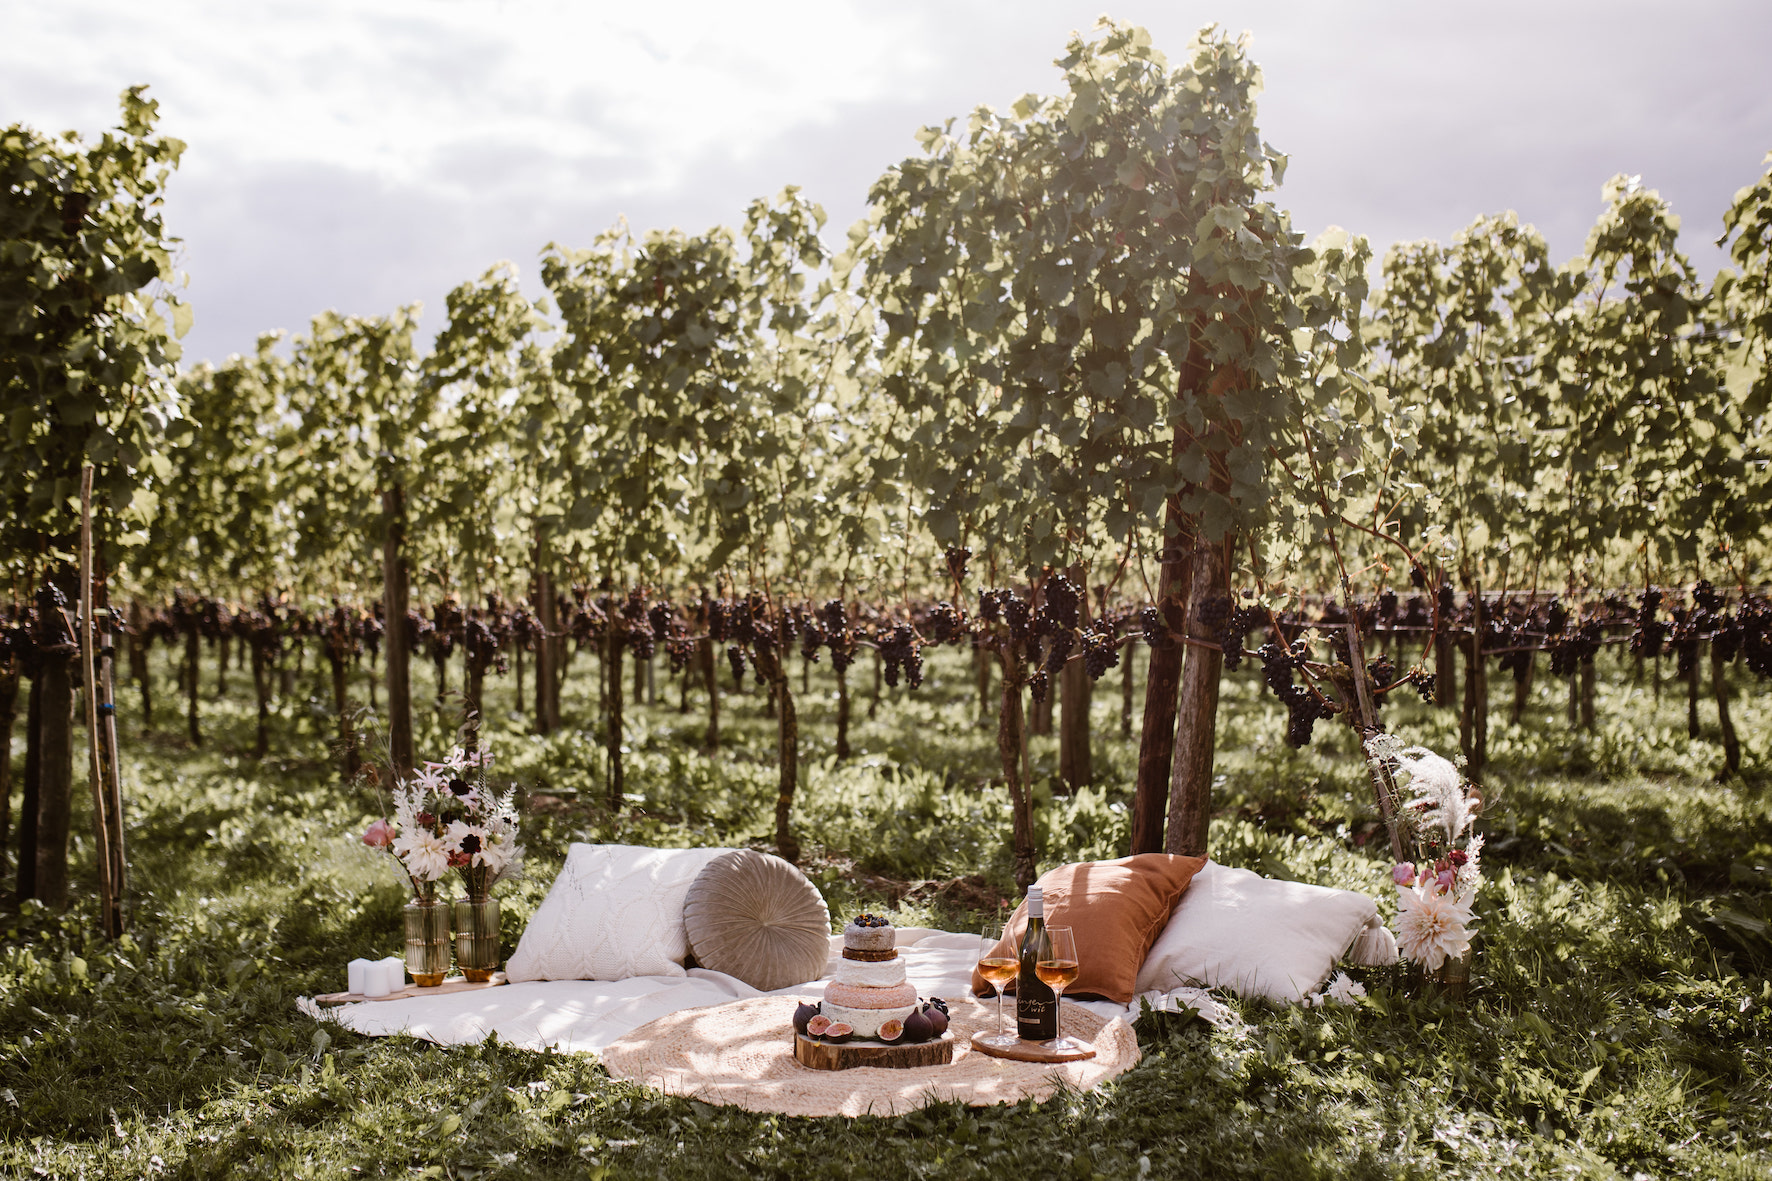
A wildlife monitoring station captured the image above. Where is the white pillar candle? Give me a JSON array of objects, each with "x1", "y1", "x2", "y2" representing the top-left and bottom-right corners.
[
  {"x1": 348, "y1": 957, "x2": 374, "y2": 995},
  {"x1": 363, "y1": 960, "x2": 393, "y2": 998},
  {"x1": 382, "y1": 956, "x2": 408, "y2": 989}
]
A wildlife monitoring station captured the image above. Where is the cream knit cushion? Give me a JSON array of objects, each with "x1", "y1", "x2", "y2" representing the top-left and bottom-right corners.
[
  {"x1": 682, "y1": 850, "x2": 831, "y2": 991},
  {"x1": 505, "y1": 844, "x2": 732, "y2": 982}
]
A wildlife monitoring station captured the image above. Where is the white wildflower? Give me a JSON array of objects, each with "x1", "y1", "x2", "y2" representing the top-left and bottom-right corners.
[
  {"x1": 392, "y1": 827, "x2": 450, "y2": 881},
  {"x1": 1324, "y1": 972, "x2": 1367, "y2": 1005}
]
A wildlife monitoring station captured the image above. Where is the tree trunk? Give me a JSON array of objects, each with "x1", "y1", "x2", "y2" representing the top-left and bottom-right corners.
[
  {"x1": 1434, "y1": 629, "x2": 1457, "y2": 708},
  {"x1": 184, "y1": 628, "x2": 202, "y2": 746},
  {"x1": 1120, "y1": 637, "x2": 1136, "y2": 738},
  {"x1": 606, "y1": 630, "x2": 624, "y2": 810},
  {"x1": 975, "y1": 644, "x2": 992, "y2": 728},
  {"x1": 1579, "y1": 658, "x2": 1596, "y2": 731},
  {"x1": 532, "y1": 533, "x2": 558, "y2": 736},
  {"x1": 128, "y1": 601, "x2": 151, "y2": 730},
  {"x1": 384, "y1": 485, "x2": 414, "y2": 780},
  {"x1": 251, "y1": 640, "x2": 271, "y2": 760},
  {"x1": 1685, "y1": 659, "x2": 1701, "y2": 740},
  {"x1": 1510, "y1": 650, "x2": 1534, "y2": 726},
  {"x1": 465, "y1": 652, "x2": 487, "y2": 740},
  {"x1": 216, "y1": 634, "x2": 230, "y2": 699},
  {"x1": 328, "y1": 646, "x2": 358, "y2": 782},
  {"x1": 646, "y1": 649, "x2": 657, "y2": 707},
  {"x1": 1567, "y1": 670, "x2": 1579, "y2": 727},
  {"x1": 772, "y1": 665, "x2": 800, "y2": 864},
  {"x1": 515, "y1": 644, "x2": 525, "y2": 715},
  {"x1": 0, "y1": 667, "x2": 16, "y2": 882},
  {"x1": 868, "y1": 647, "x2": 881, "y2": 719},
  {"x1": 633, "y1": 648, "x2": 646, "y2": 709},
  {"x1": 1058, "y1": 650, "x2": 1091, "y2": 793},
  {"x1": 1165, "y1": 534, "x2": 1229, "y2": 859},
  {"x1": 700, "y1": 638, "x2": 719, "y2": 750},
  {"x1": 678, "y1": 659, "x2": 690, "y2": 714},
  {"x1": 997, "y1": 643, "x2": 1037, "y2": 890},
  {"x1": 16, "y1": 676, "x2": 42, "y2": 903},
  {"x1": 1132, "y1": 518, "x2": 1193, "y2": 855},
  {"x1": 281, "y1": 640, "x2": 296, "y2": 700},
  {"x1": 1459, "y1": 591, "x2": 1488, "y2": 781},
  {"x1": 32, "y1": 649, "x2": 74, "y2": 908},
  {"x1": 835, "y1": 662, "x2": 851, "y2": 760},
  {"x1": 1713, "y1": 641, "x2": 1740, "y2": 778}
]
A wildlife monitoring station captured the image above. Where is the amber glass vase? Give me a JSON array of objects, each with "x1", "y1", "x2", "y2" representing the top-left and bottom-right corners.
[
  {"x1": 404, "y1": 896, "x2": 451, "y2": 986},
  {"x1": 453, "y1": 895, "x2": 501, "y2": 982}
]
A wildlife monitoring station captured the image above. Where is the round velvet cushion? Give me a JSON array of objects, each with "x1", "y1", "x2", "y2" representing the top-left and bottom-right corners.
[{"x1": 683, "y1": 850, "x2": 831, "y2": 991}]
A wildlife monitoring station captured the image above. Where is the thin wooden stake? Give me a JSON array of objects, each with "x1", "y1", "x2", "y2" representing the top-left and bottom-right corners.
[{"x1": 79, "y1": 466, "x2": 120, "y2": 938}]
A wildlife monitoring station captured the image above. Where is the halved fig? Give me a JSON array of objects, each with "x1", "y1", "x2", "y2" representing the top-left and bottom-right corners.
[{"x1": 805, "y1": 1014, "x2": 833, "y2": 1037}]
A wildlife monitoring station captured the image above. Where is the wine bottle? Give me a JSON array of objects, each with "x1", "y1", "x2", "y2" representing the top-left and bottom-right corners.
[{"x1": 1015, "y1": 885, "x2": 1057, "y2": 1041}]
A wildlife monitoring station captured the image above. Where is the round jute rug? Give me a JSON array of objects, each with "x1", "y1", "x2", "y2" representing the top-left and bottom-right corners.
[{"x1": 599, "y1": 995, "x2": 1140, "y2": 1118}]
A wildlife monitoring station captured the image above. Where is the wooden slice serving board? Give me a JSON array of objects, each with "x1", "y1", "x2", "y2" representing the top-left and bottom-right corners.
[
  {"x1": 968, "y1": 1030, "x2": 1097, "y2": 1063},
  {"x1": 313, "y1": 972, "x2": 507, "y2": 1008},
  {"x1": 794, "y1": 1030, "x2": 955, "y2": 1071}
]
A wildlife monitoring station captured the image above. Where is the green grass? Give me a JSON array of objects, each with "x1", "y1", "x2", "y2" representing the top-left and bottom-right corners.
[{"x1": 3, "y1": 642, "x2": 1770, "y2": 1179}]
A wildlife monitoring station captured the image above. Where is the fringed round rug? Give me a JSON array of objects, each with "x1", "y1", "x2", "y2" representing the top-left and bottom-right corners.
[{"x1": 599, "y1": 995, "x2": 1140, "y2": 1118}]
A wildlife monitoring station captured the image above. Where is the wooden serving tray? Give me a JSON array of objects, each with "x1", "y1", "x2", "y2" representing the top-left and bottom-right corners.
[
  {"x1": 968, "y1": 1030, "x2": 1096, "y2": 1063},
  {"x1": 793, "y1": 1029, "x2": 955, "y2": 1071},
  {"x1": 313, "y1": 972, "x2": 507, "y2": 1008}
]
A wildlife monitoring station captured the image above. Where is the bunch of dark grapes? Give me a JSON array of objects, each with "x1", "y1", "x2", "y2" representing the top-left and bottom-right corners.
[
  {"x1": 508, "y1": 606, "x2": 539, "y2": 653},
  {"x1": 1079, "y1": 623, "x2": 1121, "y2": 680},
  {"x1": 667, "y1": 633, "x2": 698, "y2": 674},
  {"x1": 648, "y1": 601, "x2": 675, "y2": 640},
  {"x1": 1670, "y1": 605, "x2": 1702, "y2": 678},
  {"x1": 1367, "y1": 653, "x2": 1397, "y2": 691},
  {"x1": 1205, "y1": 596, "x2": 1263, "y2": 670},
  {"x1": 1139, "y1": 606, "x2": 1171, "y2": 649},
  {"x1": 726, "y1": 644, "x2": 747, "y2": 688},
  {"x1": 798, "y1": 606, "x2": 826, "y2": 663},
  {"x1": 979, "y1": 589, "x2": 1033, "y2": 641},
  {"x1": 1410, "y1": 564, "x2": 1428, "y2": 589},
  {"x1": 1042, "y1": 629, "x2": 1075, "y2": 676},
  {"x1": 1038, "y1": 574, "x2": 1081, "y2": 632},
  {"x1": 1739, "y1": 595, "x2": 1770, "y2": 678},
  {"x1": 1629, "y1": 589, "x2": 1666, "y2": 659},
  {"x1": 708, "y1": 599, "x2": 736, "y2": 643},
  {"x1": 1694, "y1": 579, "x2": 1725, "y2": 613},
  {"x1": 819, "y1": 600, "x2": 855, "y2": 674},
  {"x1": 1403, "y1": 668, "x2": 1436, "y2": 702},
  {"x1": 1255, "y1": 640, "x2": 1335, "y2": 748},
  {"x1": 1028, "y1": 669, "x2": 1051, "y2": 707},
  {"x1": 1435, "y1": 583, "x2": 1456, "y2": 624},
  {"x1": 621, "y1": 593, "x2": 656, "y2": 659},
  {"x1": 1377, "y1": 588, "x2": 1398, "y2": 619},
  {"x1": 924, "y1": 601, "x2": 968, "y2": 645},
  {"x1": 879, "y1": 624, "x2": 922, "y2": 689},
  {"x1": 1545, "y1": 597, "x2": 1568, "y2": 636},
  {"x1": 944, "y1": 546, "x2": 972, "y2": 587}
]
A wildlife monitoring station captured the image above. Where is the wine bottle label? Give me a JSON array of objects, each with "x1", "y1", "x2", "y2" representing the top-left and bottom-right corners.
[{"x1": 1016, "y1": 994, "x2": 1056, "y2": 1040}]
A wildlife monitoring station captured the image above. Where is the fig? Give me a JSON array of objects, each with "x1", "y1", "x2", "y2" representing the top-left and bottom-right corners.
[
  {"x1": 824, "y1": 1022, "x2": 854, "y2": 1044},
  {"x1": 902, "y1": 1007, "x2": 934, "y2": 1044},
  {"x1": 923, "y1": 1004, "x2": 949, "y2": 1037},
  {"x1": 805, "y1": 1014, "x2": 833, "y2": 1037},
  {"x1": 793, "y1": 1001, "x2": 820, "y2": 1034},
  {"x1": 876, "y1": 1018, "x2": 905, "y2": 1042},
  {"x1": 926, "y1": 997, "x2": 950, "y2": 1015}
]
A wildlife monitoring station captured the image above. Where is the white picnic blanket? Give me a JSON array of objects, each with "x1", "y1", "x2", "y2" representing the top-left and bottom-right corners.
[{"x1": 300, "y1": 928, "x2": 1232, "y2": 1053}]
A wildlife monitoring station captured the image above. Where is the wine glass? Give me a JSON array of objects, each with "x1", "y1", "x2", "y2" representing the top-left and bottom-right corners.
[
  {"x1": 1036, "y1": 926, "x2": 1086, "y2": 1053},
  {"x1": 975, "y1": 924, "x2": 1020, "y2": 1049}
]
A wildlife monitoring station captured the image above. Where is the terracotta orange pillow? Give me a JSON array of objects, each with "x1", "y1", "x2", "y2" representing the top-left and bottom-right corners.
[{"x1": 971, "y1": 853, "x2": 1207, "y2": 1003}]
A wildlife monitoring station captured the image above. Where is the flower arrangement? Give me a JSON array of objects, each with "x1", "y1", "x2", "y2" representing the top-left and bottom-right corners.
[
  {"x1": 362, "y1": 744, "x2": 523, "y2": 902},
  {"x1": 1364, "y1": 735, "x2": 1483, "y2": 974}
]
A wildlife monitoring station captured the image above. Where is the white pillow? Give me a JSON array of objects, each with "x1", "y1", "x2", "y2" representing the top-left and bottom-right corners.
[
  {"x1": 505, "y1": 844, "x2": 732, "y2": 982},
  {"x1": 1134, "y1": 860, "x2": 1380, "y2": 1003}
]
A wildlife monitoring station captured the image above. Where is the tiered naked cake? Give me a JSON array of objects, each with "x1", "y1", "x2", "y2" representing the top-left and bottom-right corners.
[{"x1": 820, "y1": 914, "x2": 919, "y2": 1038}]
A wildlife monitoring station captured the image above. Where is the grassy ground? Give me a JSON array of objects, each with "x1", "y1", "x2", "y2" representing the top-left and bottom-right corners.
[{"x1": 2, "y1": 640, "x2": 1770, "y2": 1179}]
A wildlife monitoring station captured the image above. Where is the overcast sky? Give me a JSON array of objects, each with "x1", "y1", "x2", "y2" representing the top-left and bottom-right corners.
[{"x1": 5, "y1": 1, "x2": 1770, "y2": 366}]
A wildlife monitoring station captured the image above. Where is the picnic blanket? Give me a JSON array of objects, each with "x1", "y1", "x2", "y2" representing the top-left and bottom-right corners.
[{"x1": 301, "y1": 928, "x2": 1231, "y2": 1056}]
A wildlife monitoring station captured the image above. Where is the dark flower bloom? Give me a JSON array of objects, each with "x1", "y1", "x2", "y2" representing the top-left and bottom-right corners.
[
  {"x1": 449, "y1": 778, "x2": 473, "y2": 797},
  {"x1": 460, "y1": 832, "x2": 482, "y2": 855}
]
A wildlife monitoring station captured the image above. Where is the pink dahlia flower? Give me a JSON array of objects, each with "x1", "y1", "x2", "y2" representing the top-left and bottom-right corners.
[
  {"x1": 1392, "y1": 862, "x2": 1417, "y2": 887},
  {"x1": 362, "y1": 818, "x2": 394, "y2": 848}
]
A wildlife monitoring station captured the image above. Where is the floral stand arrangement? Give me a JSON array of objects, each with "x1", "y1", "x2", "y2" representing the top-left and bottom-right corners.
[
  {"x1": 1365, "y1": 735, "x2": 1483, "y2": 999},
  {"x1": 361, "y1": 737, "x2": 524, "y2": 989}
]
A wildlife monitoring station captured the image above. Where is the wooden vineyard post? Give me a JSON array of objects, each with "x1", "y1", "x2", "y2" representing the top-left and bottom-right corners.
[
  {"x1": 1346, "y1": 620, "x2": 1406, "y2": 863},
  {"x1": 1713, "y1": 640, "x2": 1741, "y2": 779},
  {"x1": 79, "y1": 467, "x2": 122, "y2": 937}
]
